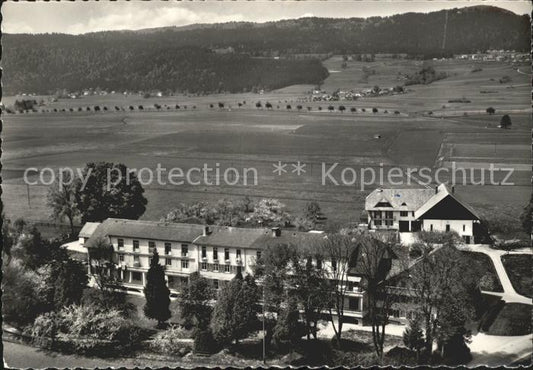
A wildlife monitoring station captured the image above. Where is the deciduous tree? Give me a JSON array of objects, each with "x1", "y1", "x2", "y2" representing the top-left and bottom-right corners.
[
  {"x1": 75, "y1": 162, "x2": 147, "y2": 222},
  {"x1": 47, "y1": 171, "x2": 79, "y2": 236},
  {"x1": 180, "y1": 272, "x2": 214, "y2": 329}
]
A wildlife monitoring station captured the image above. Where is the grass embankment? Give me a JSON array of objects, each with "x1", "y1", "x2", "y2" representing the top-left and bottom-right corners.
[{"x1": 501, "y1": 254, "x2": 532, "y2": 298}]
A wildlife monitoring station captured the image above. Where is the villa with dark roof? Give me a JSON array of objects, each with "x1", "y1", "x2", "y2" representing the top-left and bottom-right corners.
[{"x1": 365, "y1": 184, "x2": 481, "y2": 244}]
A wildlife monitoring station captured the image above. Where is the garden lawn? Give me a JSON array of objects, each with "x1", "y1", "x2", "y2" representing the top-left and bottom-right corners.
[
  {"x1": 486, "y1": 303, "x2": 532, "y2": 336},
  {"x1": 501, "y1": 254, "x2": 532, "y2": 298}
]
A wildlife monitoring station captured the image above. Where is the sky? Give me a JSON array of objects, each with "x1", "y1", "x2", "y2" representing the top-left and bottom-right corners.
[{"x1": 2, "y1": 0, "x2": 532, "y2": 35}]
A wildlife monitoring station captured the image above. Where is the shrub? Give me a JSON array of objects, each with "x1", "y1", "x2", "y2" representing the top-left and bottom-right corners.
[
  {"x1": 372, "y1": 107, "x2": 378, "y2": 113},
  {"x1": 194, "y1": 328, "x2": 219, "y2": 354},
  {"x1": 2, "y1": 263, "x2": 46, "y2": 327},
  {"x1": 150, "y1": 326, "x2": 193, "y2": 356},
  {"x1": 31, "y1": 304, "x2": 144, "y2": 355}
]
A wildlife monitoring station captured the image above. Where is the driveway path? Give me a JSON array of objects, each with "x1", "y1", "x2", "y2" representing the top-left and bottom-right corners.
[{"x1": 457, "y1": 245, "x2": 532, "y2": 305}]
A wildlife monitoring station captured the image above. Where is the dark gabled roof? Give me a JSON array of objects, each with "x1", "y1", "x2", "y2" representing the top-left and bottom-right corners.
[
  {"x1": 194, "y1": 227, "x2": 269, "y2": 249},
  {"x1": 87, "y1": 218, "x2": 207, "y2": 245},
  {"x1": 415, "y1": 184, "x2": 480, "y2": 220}
]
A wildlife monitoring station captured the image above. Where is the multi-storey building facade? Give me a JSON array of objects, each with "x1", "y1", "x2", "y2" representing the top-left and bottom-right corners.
[
  {"x1": 65, "y1": 218, "x2": 369, "y2": 323},
  {"x1": 365, "y1": 184, "x2": 480, "y2": 244}
]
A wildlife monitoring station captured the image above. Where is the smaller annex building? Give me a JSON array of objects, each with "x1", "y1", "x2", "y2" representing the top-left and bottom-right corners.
[{"x1": 365, "y1": 184, "x2": 481, "y2": 244}]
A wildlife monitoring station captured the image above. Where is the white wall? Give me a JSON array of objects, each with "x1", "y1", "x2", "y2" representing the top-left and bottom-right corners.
[{"x1": 422, "y1": 219, "x2": 474, "y2": 237}]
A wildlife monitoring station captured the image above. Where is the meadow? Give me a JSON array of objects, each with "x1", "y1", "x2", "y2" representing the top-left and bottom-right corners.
[{"x1": 2, "y1": 57, "x2": 530, "y2": 229}]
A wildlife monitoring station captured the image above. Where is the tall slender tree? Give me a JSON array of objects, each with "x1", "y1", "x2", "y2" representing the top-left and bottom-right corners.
[
  {"x1": 211, "y1": 271, "x2": 259, "y2": 346},
  {"x1": 319, "y1": 233, "x2": 359, "y2": 346},
  {"x1": 47, "y1": 171, "x2": 79, "y2": 236},
  {"x1": 180, "y1": 272, "x2": 214, "y2": 329},
  {"x1": 144, "y1": 249, "x2": 171, "y2": 328}
]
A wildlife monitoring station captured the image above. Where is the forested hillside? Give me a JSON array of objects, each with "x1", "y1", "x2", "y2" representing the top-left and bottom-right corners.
[
  {"x1": 2, "y1": 6, "x2": 528, "y2": 94},
  {"x1": 1, "y1": 43, "x2": 328, "y2": 94}
]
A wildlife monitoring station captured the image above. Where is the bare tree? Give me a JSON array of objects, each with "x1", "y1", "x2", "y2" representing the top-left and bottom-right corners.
[
  {"x1": 357, "y1": 237, "x2": 394, "y2": 358},
  {"x1": 318, "y1": 233, "x2": 359, "y2": 346}
]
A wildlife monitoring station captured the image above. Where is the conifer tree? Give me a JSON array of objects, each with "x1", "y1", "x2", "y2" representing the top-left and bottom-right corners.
[{"x1": 144, "y1": 249, "x2": 171, "y2": 328}]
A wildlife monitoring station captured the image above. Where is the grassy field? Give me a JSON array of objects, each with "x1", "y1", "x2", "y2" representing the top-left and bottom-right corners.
[
  {"x1": 501, "y1": 254, "x2": 532, "y2": 299},
  {"x1": 2, "y1": 58, "x2": 530, "y2": 229},
  {"x1": 485, "y1": 303, "x2": 532, "y2": 336}
]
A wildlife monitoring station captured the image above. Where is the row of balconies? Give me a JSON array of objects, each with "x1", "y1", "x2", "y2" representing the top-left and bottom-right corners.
[
  {"x1": 116, "y1": 258, "x2": 243, "y2": 270},
  {"x1": 200, "y1": 256, "x2": 243, "y2": 265}
]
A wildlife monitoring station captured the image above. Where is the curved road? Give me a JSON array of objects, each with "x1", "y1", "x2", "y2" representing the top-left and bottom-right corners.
[{"x1": 458, "y1": 245, "x2": 532, "y2": 305}]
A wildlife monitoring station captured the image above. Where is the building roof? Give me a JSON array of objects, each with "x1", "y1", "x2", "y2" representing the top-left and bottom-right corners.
[
  {"x1": 414, "y1": 184, "x2": 480, "y2": 220},
  {"x1": 365, "y1": 188, "x2": 435, "y2": 211},
  {"x1": 250, "y1": 229, "x2": 327, "y2": 251},
  {"x1": 79, "y1": 222, "x2": 101, "y2": 238},
  {"x1": 194, "y1": 227, "x2": 269, "y2": 249},
  {"x1": 87, "y1": 218, "x2": 207, "y2": 244}
]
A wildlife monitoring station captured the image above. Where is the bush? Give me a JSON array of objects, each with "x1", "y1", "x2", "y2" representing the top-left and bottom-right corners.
[
  {"x1": 150, "y1": 326, "x2": 193, "y2": 356},
  {"x1": 193, "y1": 328, "x2": 219, "y2": 354},
  {"x1": 31, "y1": 304, "x2": 144, "y2": 355},
  {"x1": 2, "y1": 263, "x2": 46, "y2": 327}
]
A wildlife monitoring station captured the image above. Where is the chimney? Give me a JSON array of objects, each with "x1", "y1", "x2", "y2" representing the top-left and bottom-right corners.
[
  {"x1": 203, "y1": 225, "x2": 210, "y2": 236},
  {"x1": 271, "y1": 227, "x2": 281, "y2": 237}
]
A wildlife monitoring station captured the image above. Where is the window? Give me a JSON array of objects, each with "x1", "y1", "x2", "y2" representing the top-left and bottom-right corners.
[
  {"x1": 181, "y1": 260, "x2": 189, "y2": 269},
  {"x1": 446, "y1": 224, "x2": 451, "y2": 232},
  {"x1": 348, "y1": 297, "x2": 360, "y2": 311},
  {"x1": 117, "y1": 238, "x2": 124, "y2": 249},
  {"x1": 316, "y1": 258, "x2": 322, "y2": 270},
  {"x1": 202, "y1": 246, "x2": 207, "y2": 259},
  {"x1": 331, "y1": 259, "x2": 337, "y2": 272},
  {"x1": 224, "y1": 264, "x2": 231, "y2": 273},
  {"x1": 181, "y1": 245, "x2": 188, "y2": 257},
  {"x1": 213, "y1": 279, "x2": 219, "y2": 290},
  {"x1": 148, "y1": 241, "x2": 156, "y2": 251},
  {"x1": 385, "y1": 211, "x2": 393, "y2": 219},
  {"x1": 400, "y1": 211, "x2": 408, "y2": 217},
  {"x1": 165, "y1": 258, "x2": 172, "y2": 266},
  {"x1": 374, "y1": 220, "x2": 382, "y2": 226},
  {"x1": 213, "y1": 247, "x2": 218, "y2": 260},
  {"x1": 236, "y1": 249, "x2": 241, "y2": 257},
  {"x1": 256, "y1": 250, "x2": 262, "y2": 261},
  {"x1": 133, "y1": 240, "x2": 139, "y2": 250},
  {"x1": 119, "y1": 254, "x2": 124, "y2": 262},
  {"x1": 132, "y1": 272, "x2": 142, "y2": 281},
  {"x1": 201, "y1": 262, "x2": 207, "y2": 270},
  {"x1": 412, "y1": 211, "x2": 415, "y2": 217},
  {"x1": 165, "y1": 242, "x2": 172, "y2": 255},
  {"x1": 214, "y1": 263, "x2": 219, "y2": 272},
  {"x1": 134, "y1": 255, "x2": 140, "y2": 262},
  {"x1": 224, "y1": 248, "x2": 230, "y2": 261},
  {"x1": 430, "y1": 224, "x2": 433, "y2": 232},
  {"x1": 463, "y1": 224, "x2": 466, "y2": 232}
]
